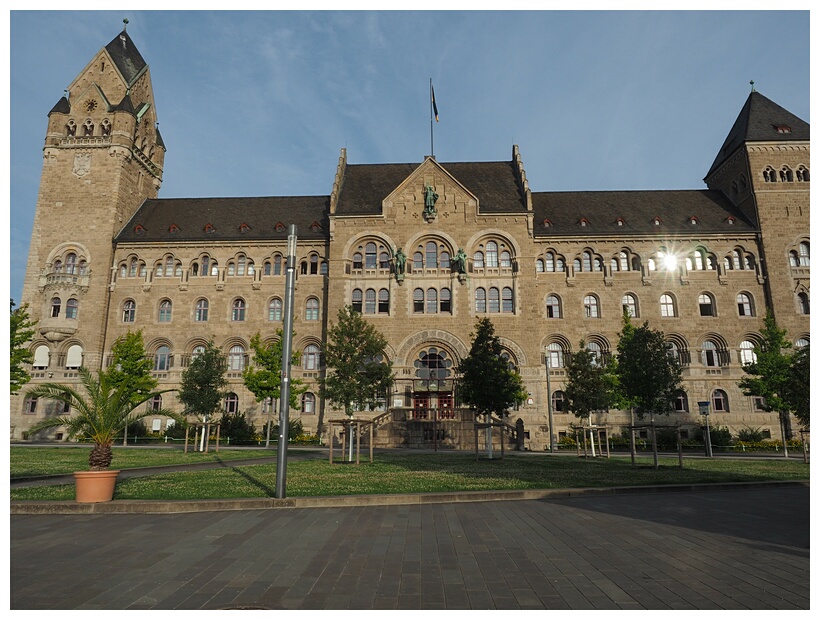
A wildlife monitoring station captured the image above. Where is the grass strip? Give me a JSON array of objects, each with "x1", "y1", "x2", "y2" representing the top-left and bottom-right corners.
[{"x1": 10, "y1": 452, "x2": 808, "y2": 501}]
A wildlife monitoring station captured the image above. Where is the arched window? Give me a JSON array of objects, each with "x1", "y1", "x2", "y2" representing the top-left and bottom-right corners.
[
  {"x1": 674, "y1": 390, "x2": 689, "y2": 412},
  {"x1": 302, "y1": 392, "x2": 316, "y2": 414},
  {"x1": 33, "y1": 345, "x2": 50, "y2": 369},
  {"x1": 310, "y1": 254, "x2": 319, "y2": 274},
  {"x1": 227, "y1": 262, "x2": 235, "y2": 276},
  {"x1": 712, "y1": 389, "x2": 729, "y2": 412},
  {"x1": 488, "y1": 287, "x2": 500, "y2": 313},
  {"x1": 122, "y1": 300, "x2": 136, "y2": 323},
  {"x1": 51, "y1": 297, "x2": 61, "y2": 318},
  {"x1": 547, "y1": 342, "x2": 564, "y2": 368},
  {"x1": 440, "y1": 251, "x2": 451, "y2": 270},
  {"x1": 475, "y1": 288, "x2": 486, "y2": 313},
  {"x1": 796, "y1": 165, "x2": 810, "y2": 182},
  {"x1": 739, "y1": 340, "x2": 757, "y2": 366},
  {"x1": 798, "y1": 242, "x2": 810, "y2": 267},
  {"x1": 500, "y1": 250, "x2": 512, "y2": 269},
  {"x1": 119, "y1": 263, "x2": 127, "y2": 278},
  {"x1": 545, "y1": 253, "x2": 555, "y2": 272},
  {"x1": 736, "y1": 293, "x2": 754, "y2": 317},
  {"x1": 228, "y1": 345, "x2": 245, "y2": 371},
  {"x1": 236, "y1": 256, "x2": 246, "y2": 276},
  {"x1": 763, "y1": 166, "x2": 777, "y2": 182},
  {"x1": 439, "y1": 288, "x2": 451, "y2": 313},
  {"x1": 195, "y1": 299, "x2": 209, "y2": 322},
  {"x1": 621, "y1": 294, "x2": 637, "y2": 318},
  {"x1": 586, "y1": 341, "x2": 602, "y2": 366},
  {"x1": 66, "y1": 344, "x2": 83, "y2": 369},
  {"x1": 365, "y1": 243, "x2": 377, "y2": 269},
  {"x1": 303, "y1": 344, "x2": 320, "y2": 370},
  {"x1": 473, "y1": 251, "x2": 484, "y2": 269},
  {"x1": 150, "y1": 395, "x2": 162, "y2": 411},
  {"x1": 502, "y1": 287, "x2": 514, "y2": 313},
  {"x1": 191, "y1": 345, "x2": 205, "y2": 360},
  {"x1": 65, "y1": 298, "x2": 79, "y2": 319},
  {"x1": 551, "y1": 390, "x2": 567, "y2": 412},
  {"x1": 413, "y1": 252, "x2": 424, "y2": 270},
  {"x1": 701, "y1": 340, "x2": 720, "y2": 367},
  {"x1": 225, "y1": 393, "x2": 239, "y2": 414},
  {"x1": 536, "y1": 259, "x2": 545, "y2": 273},
  {"x1": 414, "y1": 288, "x2": 425, "y2": 313},
  {"x1": 780, "y1": 166, "x2": 794, "y2": 182},
  {"x1": 698, "y1": 293, "x2": 715, "y2": 317},
  {"x1": 379, "y1": 251, "x2": 390, "y2": 270},
  {"x1": 378, "y1": 289, "x2": 390, "y2": 314},
  {"x1": 201, "y1": 256, "x2": 210, "y2": 276},
  {"x1": 365, "y1": 288, "x2": 377, "y2": 314},
  {"x1": 263, "y1": 261, "x2": 271, "y2": 276},
  {"x1": 305, "y1": 298, "x2": 319, "y2": 321},
  {"x1": 582, "y1": 251, "x2": 592, "y2": 272},
  {"x1": 426, "y1": 288, "x2": 438, "y2": 314},
  {"x1": 425, "y1": 241, "x2": 437, "y2": 268},
  {"x1": 486, "y1": 241, "x2": 499, "y2": 268},
  {"x1": 352, "y1": 289, "x2": 363, "y2": 313},
  {"x1": 795, "y1": 337, "x2": 809, "y2": 349},
  {"x1": 268, "y1": 298, "x2": 283, "y2": 321},
  {"x1": 158, "y1": 300, "x2": 172, "y2": 322},
  {"x1": 274, "y1": 255, "x2": 283, "y2": 275},
  {"x1": 797, "y1": 292, "x2": 810, "y2": 314},
  {"x1": 154, "y1": 346, "x2": 171, "y2": 371},
  {"x1": 660, "y1": 294, "x2": 676, "y2": 317},
  {"x1": 165, "y1": 256, "x2": 174, "y2": 276},
  {"x1": 232, "y1": 299, "x2": 246, "y2": 322},
  {"x1": 352, "y1": 252, "x2": 363, "y2": 270},
  {"x1": 25, "y1": 396, "x2": 38, "y2": 414},
  {"x1": 546, "y1": 295, "x2": 561, "y2": 319},
  {"x1": 583, "y1": 294, "x2": 599, "y2": 318}
]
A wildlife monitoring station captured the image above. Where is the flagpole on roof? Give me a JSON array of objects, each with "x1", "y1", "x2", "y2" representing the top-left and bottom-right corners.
[{"x1": 430, "y1": 79, "x2": 439, "y2": 158}]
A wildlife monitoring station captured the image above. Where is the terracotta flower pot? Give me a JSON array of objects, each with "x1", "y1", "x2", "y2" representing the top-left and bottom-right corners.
[{"x1": 73, "y1": 470, "x2": 120, "y2": 503}]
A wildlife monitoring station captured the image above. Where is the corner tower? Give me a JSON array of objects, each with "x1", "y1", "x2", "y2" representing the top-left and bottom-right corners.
[
  {"x1": 20, "y1": 26, "x2": 165, "y2": 373},
  {"x1": 704, "y1": 90, "x2": 809, "y2": 338}
]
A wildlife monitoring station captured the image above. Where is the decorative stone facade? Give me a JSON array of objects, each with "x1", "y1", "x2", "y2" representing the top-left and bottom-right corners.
[{"x1": 12, "y1": 30, "x2": 809, "y2": 448}]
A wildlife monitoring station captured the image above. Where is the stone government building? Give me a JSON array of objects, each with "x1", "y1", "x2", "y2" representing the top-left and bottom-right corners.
[{"x1": 13, "y1": 28, "x2": 810, "y2": 447}]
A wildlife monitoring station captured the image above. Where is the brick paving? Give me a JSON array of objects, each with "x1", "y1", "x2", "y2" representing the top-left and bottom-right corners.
[{"x1": 10, "y1": 486, "x2": 809, "y2": 609}]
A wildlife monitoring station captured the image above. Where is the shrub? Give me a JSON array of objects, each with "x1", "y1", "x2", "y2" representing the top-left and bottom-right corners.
[
  {"x1": 272, "y1": 418, "x2": 305, "y2": 442},
  {"x1": 164, "y1": 420, "x2": 190, "y2": 440},
  {"x1": 693, "y1": 424, "x2": 733, "y2": 449},
  {"x1": 219, "y1": 411, "x2": 256, "y2": 443},
  {"x1": 736, "y1": 425, "x2": 766, "y2": 443}
]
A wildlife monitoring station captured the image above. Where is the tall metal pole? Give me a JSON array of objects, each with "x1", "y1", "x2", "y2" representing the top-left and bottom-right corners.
[
  {"x1": 546, "y1": 353, "x2": 555, "y2": 452},
  {"x1": 429, "y1": 78, "x2": 434, "y2": 157},
  {"x1": 275, "y1": 225, "x2": 297, "y2": 499}
]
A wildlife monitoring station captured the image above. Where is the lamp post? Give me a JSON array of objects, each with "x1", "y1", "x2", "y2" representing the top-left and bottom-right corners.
[
  {"x1": 545, "y1": 352, "x2": 555, "y2": 452},
  {"x1": 698, "y1": 400, "x2": 713, "y2": 458},
  {"x1": 275, "y1": 225, "x2": 297, "y2": 499}
]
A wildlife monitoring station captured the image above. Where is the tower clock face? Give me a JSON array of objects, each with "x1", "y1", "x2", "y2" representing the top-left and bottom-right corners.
[{"x1": 84, "y1": 99, "x2": 97, "y2": 112}]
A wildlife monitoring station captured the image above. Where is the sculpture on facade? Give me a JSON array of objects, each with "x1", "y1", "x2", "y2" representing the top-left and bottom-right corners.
[
  {"x1": 423, "y1": 184, "x2": 438, "y2": 221},
  {"x1": 393, "y1": 248, "x2": 406, "y2": 283}
]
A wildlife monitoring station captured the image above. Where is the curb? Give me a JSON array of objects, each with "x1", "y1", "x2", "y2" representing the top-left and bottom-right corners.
[{"x1": 10, "y1": 479, "x2": 809, "y2": 515}]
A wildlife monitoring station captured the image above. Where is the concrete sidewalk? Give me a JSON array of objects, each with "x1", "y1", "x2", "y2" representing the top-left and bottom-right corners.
[{"x1": 11, "y1": 485, "x2": 809, "y2": 609}]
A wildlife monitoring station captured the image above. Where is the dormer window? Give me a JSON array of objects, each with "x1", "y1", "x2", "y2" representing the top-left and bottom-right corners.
[
  {"x1": 204, "y1": 223, "x2": 215, "y2": 234},
  {"x1": 541, "y1": 219, "x2": 552, "y2": 228},
  {"x1": 616, "y1": 218, "x2": 625, "y2": 227},
  {"x1": 726, "y1": 216, "x2": 736, "y2": 225},
  {"x1": 134, "y1": 224, "x2": 145, "y2": 235},
  {"x1": 775, "y1": 125, "x2": 792, "y2": 134},
  {"x1": 275, "y1": 222, "x2": 286, "y2": 233},
  {"x1": 579, "y1": 218, "x2": 590, "y2": 227},
  {"x1": 169, "y1": 224, "x2": 180, "y2": 235},
  {"x1": 653, "y1": 217, "x2": 662, "y2": 226},
  {"x1": 309, "y1": 220, "x2": 323, "y2": 232},
  {"x1": 239, "y1": 223, "x2": 251, "y2": 233},
  {"x1": 690, "y1": 216, "x2": 699, "y2": 226}
]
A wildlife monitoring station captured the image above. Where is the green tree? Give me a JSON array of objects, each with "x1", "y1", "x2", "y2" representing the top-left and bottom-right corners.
[
  {"x1": 785, "y1": 343, "x2": 809, "y2": 431},
  {"x1": 25, "y1": 368, "x2": 179, "y2": 470},
  {"x1": 219, "y1": 411, "x2": 256, "y2": 443},
  {"x1": 565, "y1": 339, "x2": 616, "y2": 423},
  {"x1": 10, "y1": 299, "x2": 36, "y2": 394},
  {"x1": 321, "y1": 306, "x2": 394, "y2": 417},
  {"x1": 738, "y1": 311, "x2": 797, "y2": 439},
  {"x1": 178, "y1": 340, "x2": 228, "y2": 422},
  {"x1": 243, "y1": 331, "x2": 306, "y2": 409},
  {"x1": 615, "y1": 311, "x2": 682, "y2": 420},
  {"x1": 458, "y1": 318, "x2": 527, "y2": 420},
  {"x1": 102, "y1": 330, "x2": 157, "y2": 403}
]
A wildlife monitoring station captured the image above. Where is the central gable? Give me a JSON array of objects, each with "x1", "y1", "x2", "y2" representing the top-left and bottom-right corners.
[{"x1": 382, "y1": 157, "x2": 479, "y2": 223}]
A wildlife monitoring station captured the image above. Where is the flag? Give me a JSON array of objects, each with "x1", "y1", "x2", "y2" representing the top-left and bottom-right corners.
[{"x1": 431, "y1": 83, "x2": 439, "y2": 122}]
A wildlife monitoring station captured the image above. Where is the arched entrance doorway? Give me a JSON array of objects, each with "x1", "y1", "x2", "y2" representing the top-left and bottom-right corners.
[{"x1": 411, "y1": 346, "x2": 456, "y2": 420}]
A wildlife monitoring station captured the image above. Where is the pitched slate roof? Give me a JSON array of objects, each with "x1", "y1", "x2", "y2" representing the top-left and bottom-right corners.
[
  {"x1": 531, "y1": 189, "x2": 756, "y2": 237},
  {"x1": 104, "y1": 30, "x2": 147, "y2": 88},
  {"x1": 115, "y1": 196, "x2": 330, "y2": 243},
  {"x1": 335, "y1": 160, "x2": 526, "y2": 215},
  {"x1": 706, "y1": 91, "x2": 810, "y2": 178},
  {"x1": 48, "y1": 96, "x2": 70, "y2": 115}
]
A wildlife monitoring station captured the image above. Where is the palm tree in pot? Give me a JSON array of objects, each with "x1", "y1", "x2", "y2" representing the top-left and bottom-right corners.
[{"x1": 25, "y1": 367, "x2": 180, "y2": 500}]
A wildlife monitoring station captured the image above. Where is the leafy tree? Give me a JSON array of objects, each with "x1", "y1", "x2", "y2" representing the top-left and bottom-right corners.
[
  {"x1": 615, "y1": 311, "x2": 682, "y2": 420},
  {"x1": 177, "y1": 340, "x2": 228, "y2": 422},
  {"x1": 738, "y1": 311, "x2": 797, "y2": 438},
  {"x1": 321, "y1": 306, "x2": 394, "y2": 417},
  {"x1": 102, "y1": 330, "x2": 157, "y2": 404},
  {"x1": 564, "y1": 339, "x2": 616, "y2": 424},
  {"x1": 10, "y1": 299, "x2": 36, "y2": 394},
  {"x1": 25, "y1": 368, "x2": 179, "y2": 469},
  {"x1": 458, "y1": 317, "x2": 527, "y2": 420},
  {"x1": 243, "y1": 331, "x2": 306, "y2": 409},
  {"x1": 785, "y1": 343, "x2": 809, "y2": 430}
]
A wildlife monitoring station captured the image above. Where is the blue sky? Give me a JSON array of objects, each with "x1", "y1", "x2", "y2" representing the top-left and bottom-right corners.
[{"x1": 6, "y1": 9, "x2": 811, "y2": 304}]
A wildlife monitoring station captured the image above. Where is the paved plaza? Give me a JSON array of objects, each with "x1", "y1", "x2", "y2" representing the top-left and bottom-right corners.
[{"x1": 10, "y1": 485, "x2": 809, "y2": 609}]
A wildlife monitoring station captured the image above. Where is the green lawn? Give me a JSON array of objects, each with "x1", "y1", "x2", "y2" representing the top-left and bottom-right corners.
[
  {"x1": 10, "y1": 449, "x2": 809, "y2": 501},
  {"x1": 10, "y1": 446, "x2": 284, "y2": 478}
]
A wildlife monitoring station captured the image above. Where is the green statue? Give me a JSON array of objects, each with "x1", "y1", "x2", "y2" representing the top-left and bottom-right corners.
[
  {"x1": 394, "y1": 248, "x2": 407, "y2": 274},
  {"x1": 423, "y1": 184, "x2": 438, "y2": 218},
  {"x1": 452, "y1": 248, "x2": 467, "y2": 274}
]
